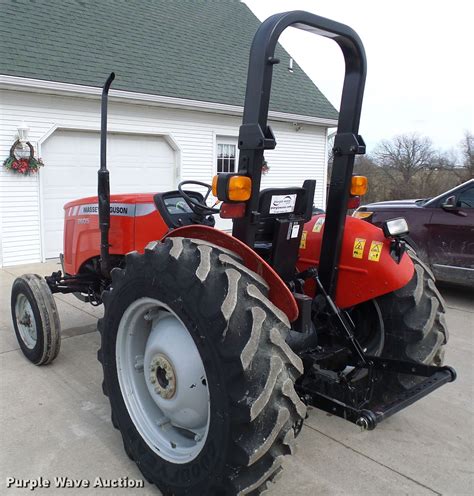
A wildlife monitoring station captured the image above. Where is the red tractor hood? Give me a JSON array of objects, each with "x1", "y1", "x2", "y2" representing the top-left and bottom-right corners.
[{"x1": 64, "y1": 193, "x2": 156, "y2": 210}]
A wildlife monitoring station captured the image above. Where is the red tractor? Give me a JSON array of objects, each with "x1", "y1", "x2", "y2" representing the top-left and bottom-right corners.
[{"x1": 11, "y1": 11, "x2": 455, "y2": 495}]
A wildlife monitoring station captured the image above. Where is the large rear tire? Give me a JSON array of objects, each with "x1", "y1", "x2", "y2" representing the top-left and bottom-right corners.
[
  {"x1": 361, "y1": 249, "x2": 448, "y2": 404},
  {"x1": 98, "y1": 237, "x2": 305, "y2": 495}
]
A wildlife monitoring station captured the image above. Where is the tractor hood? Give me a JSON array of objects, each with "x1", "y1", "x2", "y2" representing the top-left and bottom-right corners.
[{"x1": 64, "y1": 193, "x2": 156, "y2": 210}]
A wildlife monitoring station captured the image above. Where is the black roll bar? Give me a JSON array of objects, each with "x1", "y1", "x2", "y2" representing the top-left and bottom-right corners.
[
  {"x1": 232, "y1": 11, "x2": 367, "y2": 297},
  {"x1": 98, "y1": 72, "x2": 115, "y2": 278}
]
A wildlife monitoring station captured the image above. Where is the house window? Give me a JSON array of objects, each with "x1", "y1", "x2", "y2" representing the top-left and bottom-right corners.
[{"x1": 217, "y1": 142, "x2": 237, "y2": 173}]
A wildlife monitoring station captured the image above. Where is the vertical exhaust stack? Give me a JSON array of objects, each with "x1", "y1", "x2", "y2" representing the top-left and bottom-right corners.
[{"x1": 98, "y1": 72, "x2": 115, "y2": 278}]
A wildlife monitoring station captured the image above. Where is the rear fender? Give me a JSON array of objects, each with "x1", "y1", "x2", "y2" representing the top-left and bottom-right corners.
[
  {"x1": 298, "y1": 215, "x2": 415, "y2": 308},
  {"x1": 163, "y1": 225, "x2": 299, "y2": 322}
]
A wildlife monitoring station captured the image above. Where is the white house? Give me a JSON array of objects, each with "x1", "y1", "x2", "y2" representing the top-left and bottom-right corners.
[{"x1": 0, "y1": 0, "x2": 338, "y2": 267}]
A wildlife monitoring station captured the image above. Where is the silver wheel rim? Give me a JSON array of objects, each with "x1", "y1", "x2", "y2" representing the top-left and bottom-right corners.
[
  {"x1": 116, "y1": 297, "x2": 210, "y2": 464},
  {"x1": 15, "y1": 294, "x2": 37, "y2": 349}
]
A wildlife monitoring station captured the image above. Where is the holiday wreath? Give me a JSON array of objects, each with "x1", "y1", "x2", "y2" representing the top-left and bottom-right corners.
[{"x1": 3, "y1": 140, "x2": 44, "y2": 175}]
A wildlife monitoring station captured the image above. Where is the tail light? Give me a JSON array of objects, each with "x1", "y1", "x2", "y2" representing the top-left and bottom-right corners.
[
  {"x1": 347, "y1": 196, "x2": 361, "y2": 209},
  {"x1": 220, "y1": 202, "x2": 246, "y2": 218}
]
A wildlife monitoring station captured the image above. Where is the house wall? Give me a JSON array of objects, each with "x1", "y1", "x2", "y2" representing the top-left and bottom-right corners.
[{"x1": 0, "y1": 89, "x2": 328, "y2": 266}]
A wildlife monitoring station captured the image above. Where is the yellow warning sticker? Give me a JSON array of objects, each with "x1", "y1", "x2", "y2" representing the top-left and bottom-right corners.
[
  {"x1": 312, "y1": 217, "x2": 325, "y2": 233},
  {"x1": 352, "y1": 238, "x2": 366, "y2": 259},
  {"x1": 368, "y1": 240, "x2": 383, "y2": 262},
  {"x1": 300, "y1": 231, "x2": 307, "y2": 249}
]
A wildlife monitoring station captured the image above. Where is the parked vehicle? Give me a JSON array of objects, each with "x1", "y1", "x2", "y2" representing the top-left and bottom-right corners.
[
  {"x1": 10, "y1": 11, "x2": 455, "y2": 495},
  {"x1": 354, "y1": 179, "x2": 474, "y2": 287}
]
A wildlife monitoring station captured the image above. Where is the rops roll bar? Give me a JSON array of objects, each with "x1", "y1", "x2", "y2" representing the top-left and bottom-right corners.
[{"x1": 232, "y1": 10, "x2": 367, "y2": 297}]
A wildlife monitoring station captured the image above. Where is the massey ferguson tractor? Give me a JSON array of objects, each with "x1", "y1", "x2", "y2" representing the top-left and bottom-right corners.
[{"x1": 11, "y1": 11, "x2": 455, "y2": 496}]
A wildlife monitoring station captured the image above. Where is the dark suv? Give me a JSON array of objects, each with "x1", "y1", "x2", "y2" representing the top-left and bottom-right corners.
[{"x1": 354, "y1": 179, "x2": 474, "y2": 287}]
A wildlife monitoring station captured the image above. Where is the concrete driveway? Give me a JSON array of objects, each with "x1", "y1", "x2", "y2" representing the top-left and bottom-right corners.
[{"x1": 1, "y1": 260, "x2": 473, "y2": 495}]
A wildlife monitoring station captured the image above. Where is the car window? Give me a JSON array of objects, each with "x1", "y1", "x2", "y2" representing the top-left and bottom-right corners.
[{"x1": 457, "y1": 187, "x2": 474, "y2": 208}]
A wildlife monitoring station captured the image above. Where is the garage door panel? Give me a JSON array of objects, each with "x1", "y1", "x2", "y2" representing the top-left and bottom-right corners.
[
  {"x1": 112, "y1": 167, "x2": 150, "y2": 188},
  {"x1": 111, "y1": 135, "x2": 175, "y2": 157},
  {"x1": 143, "y1": 169, "x2": 175, "y2": 189},
  {"x1": 43, "y1": 169, "x2": 97, "y2": 190},
  {"x1": 111, "y1": 168, "x2": 175, "y2": 192},
  {"x1": 42, "y1": 130, "x2": 176, "y2": 259}
]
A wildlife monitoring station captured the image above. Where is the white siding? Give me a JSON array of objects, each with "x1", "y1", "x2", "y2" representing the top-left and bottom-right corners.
[
  {"x1": 0, "y1": 89, "x2": 328, "y2": 266},
  {"x1": 260, "y1": 123, "x2": 327, "y2": 206}
]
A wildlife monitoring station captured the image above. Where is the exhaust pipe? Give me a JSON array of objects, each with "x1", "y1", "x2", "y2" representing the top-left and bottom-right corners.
[{"x1": 98, "y1": 72, "x2": 115, "y2": 278}]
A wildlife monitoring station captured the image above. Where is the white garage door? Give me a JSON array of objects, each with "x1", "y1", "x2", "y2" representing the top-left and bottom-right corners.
[{"x1": 41, "y1": 130, "x2": 176, "y2": 259}]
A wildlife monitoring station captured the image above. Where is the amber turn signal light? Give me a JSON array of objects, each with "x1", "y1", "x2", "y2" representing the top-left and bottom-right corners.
[
  {"x1": 350, "y1": 175, "x2": 368, "y2": 196},
  {"x1": 212, "y1": 175, "x2": 218, "y2": 197},
  {"x1": 227, "y1": 175, "x2": 252, "y2": 201},
  {"x1": 212, "y1": 174, "x2": 252, "y2": 202}
]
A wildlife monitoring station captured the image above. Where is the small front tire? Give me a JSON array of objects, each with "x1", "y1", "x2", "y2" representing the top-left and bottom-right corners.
[{"x1": 11, "y1": 274, "x2": 61, "y2": 365}]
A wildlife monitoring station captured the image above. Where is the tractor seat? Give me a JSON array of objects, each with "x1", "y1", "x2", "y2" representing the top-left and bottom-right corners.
[{"x1": 254, "y1": 181, "x2": 315, "y2": 260}]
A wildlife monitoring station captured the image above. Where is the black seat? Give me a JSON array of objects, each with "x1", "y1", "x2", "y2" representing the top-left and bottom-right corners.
[
  {"x1": 254, "y1": 180, "x2": 316, "y2": 280},
  {"x1": 256, "y1": 186, "x2": 309, "y2": 241}
]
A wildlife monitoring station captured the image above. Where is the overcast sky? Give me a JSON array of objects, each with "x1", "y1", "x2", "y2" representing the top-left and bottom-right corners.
[{"x1": 244, "y1": 0, "x2": 473, "y2": 154}]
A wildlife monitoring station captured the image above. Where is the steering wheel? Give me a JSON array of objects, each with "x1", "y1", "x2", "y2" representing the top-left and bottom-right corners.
[{"x1": 178, "y1": 180, "x2": 221, "y2": 216}]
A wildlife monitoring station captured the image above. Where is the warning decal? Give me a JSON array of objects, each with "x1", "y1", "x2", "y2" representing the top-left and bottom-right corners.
[
  {"x1": 352, "y1": 238, "x2": 366, "y2": 259},
  {"x1": 300, "y1": 231, "x2": 307, "y2": 249},
  {"x1": 368, "y1": 241, "x2": 383, "y2": 262},
  {"x1": 291, "y1": 223, "x2": 300, "y2": 239},
  {"x1": 312, "y1": 217, "x2": 325, "y2": 233}
]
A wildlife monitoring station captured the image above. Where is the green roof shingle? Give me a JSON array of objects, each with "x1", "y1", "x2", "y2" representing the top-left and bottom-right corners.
[{"x1": 0, "y1": 0, "x2": 338, "y2": 120}]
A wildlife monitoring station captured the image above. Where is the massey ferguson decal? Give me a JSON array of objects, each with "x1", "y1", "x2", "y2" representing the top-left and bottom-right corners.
[
  {"x1": 77, "y1": 203, "x2": 135, "y2": 217},
  {"x1": 81, "y1": 205, "x2": 99, "y2": 214},
  {"x1": 69, "y1": 203, "x2": 155, "y2": 218}
]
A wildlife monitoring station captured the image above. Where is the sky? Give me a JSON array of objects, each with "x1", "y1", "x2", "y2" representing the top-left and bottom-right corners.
[{"x1": 244, "y1": 0, "x2": 473, "y2": 154}]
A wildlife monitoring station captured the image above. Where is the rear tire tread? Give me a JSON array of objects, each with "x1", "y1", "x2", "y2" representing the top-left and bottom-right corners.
[
  {"x1": 98, "y1": 237, "x2": 305, "y2": 495},
  {"x1": 374, "y1": 251, "x2": 448, "y2": 396}
]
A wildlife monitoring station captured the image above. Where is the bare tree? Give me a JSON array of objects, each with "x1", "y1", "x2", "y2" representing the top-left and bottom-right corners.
[
  {"x1": 460, "y1": 131, "x2": 474, "y2": 179},
  {"x1": 374, "y1": 133, "x2": 435, "y2": 183},
  {"x1": 326, "y1": 132, "x2": 471, "y2": 206}
]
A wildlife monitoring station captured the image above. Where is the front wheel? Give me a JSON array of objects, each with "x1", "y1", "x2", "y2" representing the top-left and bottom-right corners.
[
  {"x1": 98, "y1": 237, "x2": 306, "y2": 495},
  {"x1": 11, "y1": 274, "x2": 61, "y2": 365}
]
